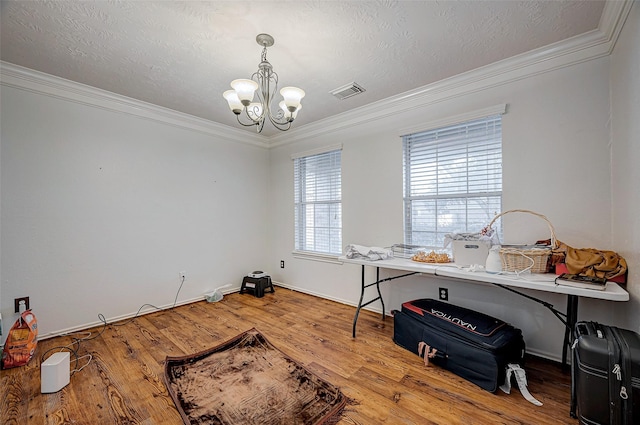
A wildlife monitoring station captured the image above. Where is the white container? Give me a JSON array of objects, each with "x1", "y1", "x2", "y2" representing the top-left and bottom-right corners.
[
  {"x1": 485, "y1": 246, "x2": 503, "y2": 273},
  {"x1": 41, "y1": 352, "x2": 70, "y2": 393},
  {"x1": 452, "y1": 240, "x2": 490, "y2": 266}
]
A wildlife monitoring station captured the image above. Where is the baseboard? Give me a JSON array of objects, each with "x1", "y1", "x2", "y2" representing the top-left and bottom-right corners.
[
  {"x1": 10, "y1": 284, "x2": 566, "y2": 365},
  {"x1": 272, "y1": 281, "x2": 568, "y2": 364},
  {"x1": 273, "y1": 281, "x2": 384, "y2": 315},
  {"x1": 524, "y1": 347, "x2": 565, "y2": 364},
  {"x1": 29, "y1": 288, "x2": 240, "y2": 344}
]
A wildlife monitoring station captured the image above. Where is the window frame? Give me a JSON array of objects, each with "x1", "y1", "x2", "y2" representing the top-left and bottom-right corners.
[
  {"x1": 402, "y1": 106, "x2": 506, "y2": 250},
  {"x1": 292, "y1": 145, "x2": 343, "y2": 260}
]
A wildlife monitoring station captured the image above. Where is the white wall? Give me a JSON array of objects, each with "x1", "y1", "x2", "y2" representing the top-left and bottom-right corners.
[
  {"x1": 268, "y1": 54, "x2": 629, "y2": 361},
  {"x1": 0, "y1": 85, "x2": 270, "y2": 340},
  {"x1": 1, "y1": 5, "x2": 636, "y2": 362},
  {"x1": 611, "y1": 2, "x2": 640, "y2": 332}
]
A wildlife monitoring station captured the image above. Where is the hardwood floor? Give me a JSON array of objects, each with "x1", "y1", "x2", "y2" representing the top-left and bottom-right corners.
[{"x1": 1, "y1": 288, "x2": 578, "y2": 424}]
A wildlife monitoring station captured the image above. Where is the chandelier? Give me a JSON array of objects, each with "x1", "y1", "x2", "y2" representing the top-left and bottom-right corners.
[{"x1": 223, "y1": 34, "x2": 305, "y2": 133}]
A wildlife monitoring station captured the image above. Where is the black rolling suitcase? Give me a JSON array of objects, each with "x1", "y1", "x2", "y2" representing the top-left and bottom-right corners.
[
  {"x1": 572, "y1": 321, "x2": 640, "y2": 424},
  {"x1": 393, "y1": 298, "x2": 525, "y2": 392}
]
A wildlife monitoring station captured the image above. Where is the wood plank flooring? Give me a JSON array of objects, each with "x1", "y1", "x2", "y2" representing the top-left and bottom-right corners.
[{"x1": 1, "y1": 288, "x2": 578, "y2": 424}]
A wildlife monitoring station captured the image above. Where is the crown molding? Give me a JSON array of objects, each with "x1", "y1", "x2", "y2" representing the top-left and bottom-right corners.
[
  {"x1": 599, "y1": 0, "x2": 635, "y2": 54},
  {"x1": 0, "y1": 62, "x2": 270, "y2": 148},
  {"x1": 268, "y1": 0, "x2": 634, "y2": 148},
  {"x1": 1, "y1": 1, "x2": 632, "y2": 150}
]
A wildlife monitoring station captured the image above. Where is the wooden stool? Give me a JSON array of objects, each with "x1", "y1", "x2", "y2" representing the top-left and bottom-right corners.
[{"x1": 240, "y1": 276, "x2": 275, "y2": 298}]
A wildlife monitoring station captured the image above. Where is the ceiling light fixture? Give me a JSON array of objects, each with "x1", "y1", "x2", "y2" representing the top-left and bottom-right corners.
[{"x1": 223, "y1": 34, "x2": 305, "y2": 133}]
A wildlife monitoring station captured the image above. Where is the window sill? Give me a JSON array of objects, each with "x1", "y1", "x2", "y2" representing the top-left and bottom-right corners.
[{"x1": 292, "y1": 251, "x2": 343, "y2": 265}]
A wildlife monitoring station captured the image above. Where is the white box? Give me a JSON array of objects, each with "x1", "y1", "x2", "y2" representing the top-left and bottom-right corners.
[
  {"x1": 452, "y1": 240, "x2": 490, "y2": 266},
  {"x1": 41, "y1": 351, "x2": 70, "y2": 393}
]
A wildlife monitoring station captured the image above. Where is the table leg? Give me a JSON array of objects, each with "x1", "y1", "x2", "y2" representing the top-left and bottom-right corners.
[
  {"x1": 351, "y1": 266, "x2": 418, "y2": 338},
  {"x1": 562, "y1": 294, "x2": 579, "y2": 369},
  {"x1": 376, "y1": 267, "x2": 385, "y2": 320},
  {"x1": 352, "y1": 265, "x2": 367, "y2": 338}
]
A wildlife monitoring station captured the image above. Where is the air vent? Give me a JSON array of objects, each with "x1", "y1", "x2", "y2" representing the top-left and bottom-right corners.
[{"x1": 330, "y1": 82, "x2": 366, "y2": 100}]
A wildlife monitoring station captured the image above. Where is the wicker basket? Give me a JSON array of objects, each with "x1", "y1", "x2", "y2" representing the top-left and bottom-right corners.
[{"x1": 487, "y1": 209, "x2": 558, "y2": 274}]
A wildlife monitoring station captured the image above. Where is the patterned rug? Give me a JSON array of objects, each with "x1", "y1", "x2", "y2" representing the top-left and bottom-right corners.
[{"x1": 164, "y1": 328, "x2": 347, "y2": 425}]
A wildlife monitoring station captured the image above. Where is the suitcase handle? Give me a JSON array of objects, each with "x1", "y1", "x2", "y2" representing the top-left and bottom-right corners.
[
  {"x1": 576, "y1": 323, "x2": 588, "y2": 336},
  {"x1": 575, "y1": 322, "x2": 604, "y2": 339},
  {"x1": 418, "y1": 341, "x2": 445, "y2": 366}
]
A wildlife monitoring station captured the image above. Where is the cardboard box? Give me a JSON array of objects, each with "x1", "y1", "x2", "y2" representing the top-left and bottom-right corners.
[{"x1": 452, "y1": 240, "x2": 490, "y2": 266}]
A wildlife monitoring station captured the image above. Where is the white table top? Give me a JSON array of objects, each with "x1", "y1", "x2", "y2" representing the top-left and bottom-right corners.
[{"x1": 339, "y1": 256, "x2": 629, "y2": 302}]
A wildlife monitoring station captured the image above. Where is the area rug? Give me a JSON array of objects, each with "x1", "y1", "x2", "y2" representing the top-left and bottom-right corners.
[{"x1": 164, "y1": 328, "x2": 347, "y2": 425}]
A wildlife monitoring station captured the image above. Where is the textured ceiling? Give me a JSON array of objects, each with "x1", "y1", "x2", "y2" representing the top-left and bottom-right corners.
[{"x1": 1, "y1": 0, "x2": 606, "y2": 137}]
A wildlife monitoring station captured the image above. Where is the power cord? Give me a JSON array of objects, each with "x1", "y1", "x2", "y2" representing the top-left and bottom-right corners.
[
  {"x1": 111, "y1": 274, "x2": 186, "y2": 327},
  {"x1": 41, "y1": 275, "x2": 187, "y2": 376}
]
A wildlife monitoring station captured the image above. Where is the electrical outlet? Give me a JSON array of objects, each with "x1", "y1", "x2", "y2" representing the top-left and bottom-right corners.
[
  {"x1": 438, "y1": 288, "x2": 449, "y2": 301},
  {"x1": 14, "y1": 296, "x2": 30, "y2": 313},
  {"x1": 179, "y1": 271, "x2": 186, "y2": 280},
  {"x1": 280, "y1": 260, "x2": 285, "y2": 268}
]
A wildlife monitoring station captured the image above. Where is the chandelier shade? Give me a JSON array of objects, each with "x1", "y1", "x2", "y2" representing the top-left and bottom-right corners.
[
  {"x1": 230, "y1": 79, "x2": 259, "y2": 105},
  {"x1": 223, "y1": 34, "x2": 304, "y2": 133},
  {"x1": 222, "y1": 90, "x2": 243, "y2": 114},
  {"x1": 280, "y1": 86, "x2": 305, "y2": 111},
  {"x1": 279, "y1": 101, "x2": 301, "y2": 120}
]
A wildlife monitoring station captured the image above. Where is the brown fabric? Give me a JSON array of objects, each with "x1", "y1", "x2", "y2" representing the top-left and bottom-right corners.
[
  {"x1": 555, "y1": 241, "x2": 628, "y2": 280},
  {"x1": 535, "y1": 238, "x2": 565, "y2": 268},
  {"x1": 164, "y1": 328, "x2": 347, "y2": 425}
]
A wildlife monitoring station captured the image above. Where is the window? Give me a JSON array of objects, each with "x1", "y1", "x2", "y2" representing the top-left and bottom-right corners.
[
  {"x1": 403, "y1": 113, "x2": 502, "y2": 249},
  {"x1": 293, "y1": 146, "x2": 342, "y2": 255}
]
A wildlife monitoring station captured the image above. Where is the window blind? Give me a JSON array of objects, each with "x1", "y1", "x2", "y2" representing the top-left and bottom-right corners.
[
  {"x1": 403, "y1": 115, "x2": 502, "y2": 248},
  {"x1": 294, "y1": 149, "x2": 342, "y2": 255}
]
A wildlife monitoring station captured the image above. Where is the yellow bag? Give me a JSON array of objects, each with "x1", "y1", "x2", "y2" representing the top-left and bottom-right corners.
[
  {"x1": 555, "y1": 241, "x2": 628, "y2": 280},
  {"x1": 1, "y1": 310, "x2": 38, "y2": 369}
]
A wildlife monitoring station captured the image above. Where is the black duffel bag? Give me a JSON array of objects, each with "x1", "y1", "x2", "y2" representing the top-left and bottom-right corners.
[{"x1": 393, "y1": 298, "x2": 525, "y2": 392}]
